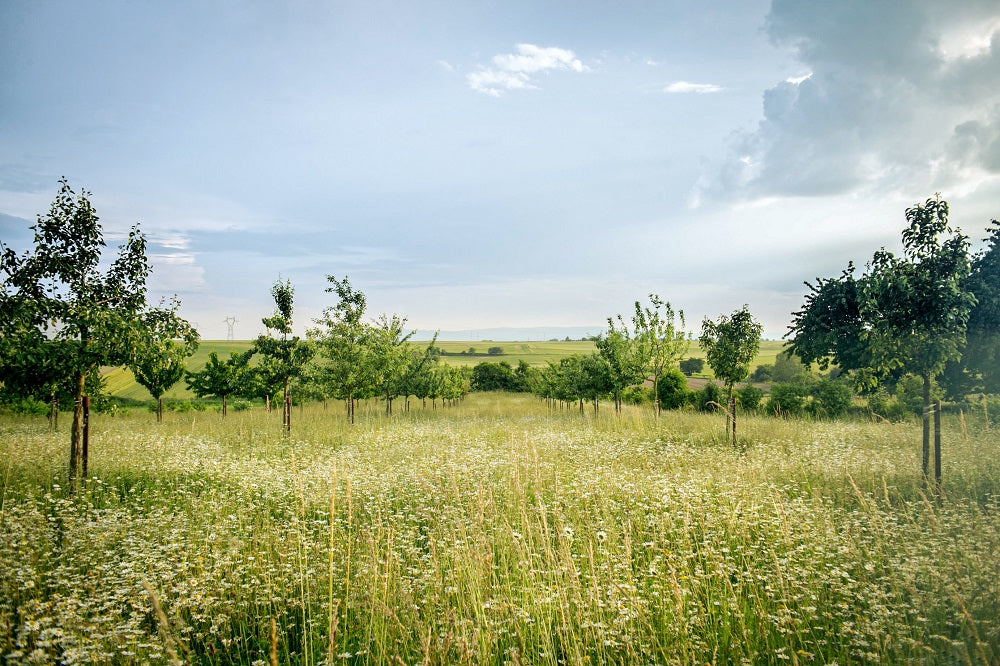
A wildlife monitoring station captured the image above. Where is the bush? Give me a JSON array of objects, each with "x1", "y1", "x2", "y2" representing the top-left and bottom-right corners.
[
  {"x1": 679, "y1": 357, "x2": 705, "y2": 376},
  {"x1": 769, "y1": 383, "x2": 809, "y2": 417},
  {"x1": 231, "y1": 399, "x2": 253, "y2": 412},
  {"x1": 1, "y1": 397, "x2": 50, "y2": 416},
  {"x1": 622, "y1": 386, "x2": 652, "y2": 404},
  {"x1": 750, "y1": 364, "x2": 773, "y2": 383},
  {"x1": 487, "y1": 346, "x2": 504, "y2": 356},
  {"x1": 656, "y1": 368, "x2": 691, "y2": 410},
  {"x1": 694, "y1": 382, "x2": 724, "y2": 412},
  {"x1": 809, "y1": 379, "x2": 853, "y2": 418},
  {"x1": 737, "y1": 385, "x2": 764, "y2": 412}
]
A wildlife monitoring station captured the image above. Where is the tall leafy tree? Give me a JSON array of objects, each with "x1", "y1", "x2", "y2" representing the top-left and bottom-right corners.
[
  {"x1": 595, "y1": 317, "x2": 645, "y2": 412},
  {"x1": 633, "y1": 294, "x2": 690, "y2": 416},
  {"x1": 785, "y1": 263, "x2": 870, "y2": 372},
  {"x1": 368, "y1": 313, "x2": 415, "y2": 416},
  {"x1": 862, "y1": 196, "x2": 975, "y2": 480},
  {"x1": 252, "y1": 279, "x2": 314, "y2": 431},
  {"x1": 963, "y1": 219, "x2": 1000, "y2": 393},
  {"x1": 0, "y1": 179, "x2": 193, "y2": 487},
  {"x1": 131, "y1": 303, "x2": 200, "y2": 421},
  {"x1": 699, "y1": 305, "x2": 763, "y2": 444},
  {"x1": 310, "y1": 276, "x2": 371, "y2": 423}
]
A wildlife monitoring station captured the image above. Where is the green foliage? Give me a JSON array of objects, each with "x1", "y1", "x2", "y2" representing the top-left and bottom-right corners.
[
  {"x1": 487, "y1": 346, "x2": 504, "y2": 355},
  {"x1": 737, "y1": 385, "x2": 764, "y2": 412},
  {"x1": 786, "y1": 263, "x2": 870, "y2": 371},
  {"x1": 0, "y1": 179, "x2": 193, "y2": 483},
  {"x1": 749, "y1": 364, "x2": 773, "y2": 383},
  {"x1": 678, "y1": 357, "x2": 704, "y2": 376},
  {"x1": 809, "y1": 378, "x2": 853, "y2": 418},
  {"x1": 771, "y1": 352, "x2": 814, "y2": 385},
  {"x1": 768, "y1": 383, "x2": 809, "y2": 417},
  {"x1": 694, "y1": 382, "x2": 723, "y2": 412},
  {"x1": 963, "y1": 219, "x2": 1000, "y2": 393},
  {"x1": 632, "y1": 294, "x2": 690, "y2": 414},
  {"x1": 699, "y1": 306, "x2": 763, "y2": 393},
  {"x1": 184, "y1": 351, "x2": 250, "y2": 416},
  {"x1": 655, "y1": 368, "x2": 690, "y2": 410},
  {"x1": 596, "y1": 319, "x2": 645, "y2": 409}
]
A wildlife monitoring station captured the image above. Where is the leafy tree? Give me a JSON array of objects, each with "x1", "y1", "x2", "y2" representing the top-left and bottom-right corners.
[
  {"x1": 579, "y1": 352, "x2": 614, "y2": 412},
  {"x1": 768, "y1": 383, "x2": 808, "y2": 417},
  {"x1": 185, "y1": 351, "x2": 250, "y2": 417},
  {"x1": 700, "y1": 305, "x2": 763, "y2": 444},
  {"x1": 679, "y1": 357, "x2": 705, "y2": 376},
  {"x1": 595, "y1": 319, "x2": 646, "y2": 412},
  {"x1": 862, "y1": 196, "x2": 975, "y2": 480},
  {"x1": 771, "y1": 352, "x2": 814, "y2": 385},
  {"x1": 252, "y1": 279, "x2": 314, "y2": 431},
  {"x1": 368, "y1": 313, "x2": 415, "y2": 416},
  {"x1": 809, "y1": 378, "x2": 853, "y2": 418},
  {"x1": 0, "y1": 179, "x2": 194, "y2": 487},
  {"x1": 963, "y1": 219, "x2": 1000, "y2": 393},
  {"x1": 310, "y1": 276, "x2": 371, "y2": 423},
  {"x1": 130, "y1": 305, "x2": 200, "y2": 422},
  {"x1": 471, "y1": 361, "x2": 518, "y2": 392},
  {"x1": 633, "y1": 294, "x2": 690, "y2": 416},
  {"x1": 786, "y1": 264, "x2": 870, "y2": 372},
  {"x1": 737, "y1": 385, "x2": 764, "y2": 412}
]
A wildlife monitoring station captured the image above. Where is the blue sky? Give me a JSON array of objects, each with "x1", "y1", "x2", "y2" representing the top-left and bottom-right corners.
[{"x1": 2, "y1": 0, "x2": 999, "y2": 340}]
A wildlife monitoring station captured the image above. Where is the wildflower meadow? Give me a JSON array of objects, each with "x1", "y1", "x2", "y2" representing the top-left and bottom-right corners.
[{"x1": 1, "y1": 394, "x2": 998, "y2": 665}]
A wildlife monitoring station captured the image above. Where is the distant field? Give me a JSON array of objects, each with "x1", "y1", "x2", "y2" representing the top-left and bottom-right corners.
[{"x1": 103, "y1": 339, "x2": 789, "y2": 401}]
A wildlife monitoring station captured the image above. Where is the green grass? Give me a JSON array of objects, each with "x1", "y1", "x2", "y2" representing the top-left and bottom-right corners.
[{"x1": 2, "y1": 395, "x2": 998, "y2": 664}]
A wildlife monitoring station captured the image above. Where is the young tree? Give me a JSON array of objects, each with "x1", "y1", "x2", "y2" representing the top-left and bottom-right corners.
[
  {"x1": 310, "y1": 276, "x2": 372, "y2": 423},
  {"x1": 130, "y1": 304, "x2": 200, "y2": 422},
  {"x1": 862, "y1": 196, "x2": 975, "y2": 482},
  {"x1": 252, "y1": 279, "x2": 314, "y2": 432},
  {"x1": 595, "y1": 318, "x2": 645, "y2": 412},
  {"x1": 633, "y1": 294, "x2": 690, "y2": 416},
  {"x1": 700, "y1": 305, "x2": 763, "y2": 445},
  {"x1": 962, "y1": 219, "x2": 1000, "y2": 393},
  {"x1": 368, "y1": 313, "x2": 415, "y2": 416},
  {"x1": 185, "y1": 351, "x2": 250, "y2": 417},
  {"x1": 0, "y1": 179, "x2": 194, "y2": 487}
]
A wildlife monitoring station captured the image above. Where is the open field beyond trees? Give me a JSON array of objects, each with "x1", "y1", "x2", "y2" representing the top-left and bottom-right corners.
[
  {"x1": 101, "y1": 340, "x2": 788, "y2": 403},
  {"x1": 2, "y1": 393, "x2": 998, "y2": 664}
]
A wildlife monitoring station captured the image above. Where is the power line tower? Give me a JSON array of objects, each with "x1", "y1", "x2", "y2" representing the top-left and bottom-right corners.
[{"x1": 224, "y1": 316, "x2": 238, "y2": 342}]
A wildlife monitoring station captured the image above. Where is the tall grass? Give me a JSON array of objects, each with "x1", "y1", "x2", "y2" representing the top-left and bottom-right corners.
[{"x1": 1, "y1": 394, "x2": 998, "y2": 664}]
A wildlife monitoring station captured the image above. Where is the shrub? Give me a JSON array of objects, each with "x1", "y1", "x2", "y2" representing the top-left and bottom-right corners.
[
  {"x1": 657, "y1": 368, "x2": 691, "y2": 410},
  {"x1": 694, "y1": 382, "x2": 724, "y2": 412},
  {"x1": 622, "y1": 386, "x2": 652, "y2": 404},
  {"x1": 809, "y1": 378, "x2": 853, "y2": 418},
  {"x1": 769, "y1": 383, "x2": 809, "y2": 417},
  {"x1": 737, "y1": 385, "x2": 764, "y2": 412},
  {"x1": 487, "y1": 346, "x2": 504, "y2": 356}
]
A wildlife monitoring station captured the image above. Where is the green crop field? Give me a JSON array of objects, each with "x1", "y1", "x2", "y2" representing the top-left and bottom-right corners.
[{"x1": 2, "y1": 394, "x2": 998, "y2": 664}]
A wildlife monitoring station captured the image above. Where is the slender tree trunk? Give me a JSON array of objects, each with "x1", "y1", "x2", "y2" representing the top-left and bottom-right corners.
[
  {"x1": 729, "y1": 395, "x2": 737, "y2": 447},
  {"x1": 157, "y1": 397, "x2": 163, "y2": 423},
  {"x1": 49, "y1": 390, "x2": 58, "y2": 431},
  {"x1": 222, "y1": 393, "x2": 228, "y2": 418},
  {"x1": 922, "y1": 374, "x2": 931, "y2": 478},
  {"x1": 70, "y1": 371, "x2": 85, "y2": 488},
  {"x1": 654, "y1": 371, "x2": 661, "y2": 416},
  {"x1": 81, "y1": 396, "x2": 90, "y2": 480},
  {"x1": 726, "y1": 385, "x2": 734, "y2": 442}
]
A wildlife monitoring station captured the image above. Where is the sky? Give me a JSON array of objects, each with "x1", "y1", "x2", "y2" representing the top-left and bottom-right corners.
[{"x1": 2, "y1": 0, "x2": 999, "y2": 341}]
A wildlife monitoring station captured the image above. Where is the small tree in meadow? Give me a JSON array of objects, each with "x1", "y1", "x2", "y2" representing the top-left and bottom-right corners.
[
  {"x1": 700, "y1": 305, "x2": 763, "y2": 445},
  {"x1": 185, "y1": 351, "x2": 250, "y2": 417},
  {"x1": 130, "y1": 305, "x2": 200, "y2": 422},
  {"x1": 633, "y1": 294, "x2": 690, "y2": 416}
]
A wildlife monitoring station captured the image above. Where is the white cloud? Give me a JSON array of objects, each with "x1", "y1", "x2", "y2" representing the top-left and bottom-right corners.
[
  {"x1": 467, "y1": 43, "x2": 588, "y2": 96},
  {"x1": 664, "y1": 81, "x2": 722, "y2": 94},
  {"x1": 698, "y1": 0, "x2": 1000, "y2": 204}
]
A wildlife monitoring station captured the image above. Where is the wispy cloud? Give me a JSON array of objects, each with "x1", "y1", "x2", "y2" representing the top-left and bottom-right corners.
[
  {"x1": 664, "y1": 81, "x2": 723, "y2": 94},
  {"x1": 468, "y1": 44, "x2": 588, "y2": 96}
]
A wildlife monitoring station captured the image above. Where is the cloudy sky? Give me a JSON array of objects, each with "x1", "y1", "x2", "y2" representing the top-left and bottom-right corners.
[{"x1": 2, "y1": 0, "x2": 999, "y2": 340}]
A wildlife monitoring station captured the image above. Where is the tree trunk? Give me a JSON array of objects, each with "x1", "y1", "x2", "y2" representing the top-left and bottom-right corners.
[
  {"x1": 654, "y1": 371, "x2": 661, "y2": 416},
  {"x1": 157, "y1": 397, "x2": 163, "y2": 423},
  {"x1": 222, "y1": 393, "x2": 228, "y2": 418},
  {"x1": 70, "y1": 371, "x2": 85, "y2": 488},
  {"x1": 729, "y1": 396, "x2": 737, "y2": 447},
  {"x1": 726, "y1": 385, "x2": 734, "y2": 442},
  {"x1": 49, "y1": 390, "x2": 58, "y2": 431},
  {"x1": 921, "y1": 374, "x2": 931, "y2": 478}
]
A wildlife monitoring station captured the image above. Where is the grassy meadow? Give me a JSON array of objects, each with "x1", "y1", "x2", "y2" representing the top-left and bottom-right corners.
[{"x1": 2, "y1": 394, "x2": 998, "y2": 665}]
